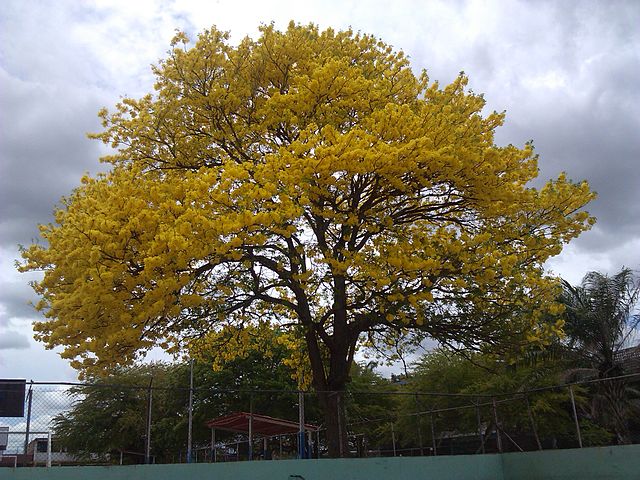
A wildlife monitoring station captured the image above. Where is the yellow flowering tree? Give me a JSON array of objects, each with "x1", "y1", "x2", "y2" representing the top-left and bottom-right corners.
[{"x1": 20, "y1": 23, "x2": 595, "y2": 456}]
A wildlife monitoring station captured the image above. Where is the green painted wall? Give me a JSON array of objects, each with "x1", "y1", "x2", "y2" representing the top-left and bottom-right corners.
[
  {"x1": 1, "y1": 445, "x2": 638, "y2": 480},
  {"x1": 501, "y1": 444, "x2": 640, "y2": 480},
  {"x1": 0, "y1": 456, "x2": 502, "y2": 480}
]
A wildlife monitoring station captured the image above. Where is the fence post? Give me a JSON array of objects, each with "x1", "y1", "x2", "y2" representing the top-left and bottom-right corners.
[
  {"x1": 430, "y1": 412, "x2": 437, "y2": 456},
  {"x1": 390, "y1": 422, "x2": 397, "y2": 457},
  {"x1": 298, "y1": 390, "x2": 305, "y2": 459},
  {"x1": 187, "y1": 359, "x2": 194, "y2": 463},
  {"x1": 23, "y1": 381, "x2": 33, "y2": 455},
  {"x1": 46, "y1": 431, "x2": 52, "y2": 468},
  {"x1": 145, "y1": 377, "x2": 153, "y2": 464},
  {"x1": 525, "y1": 394, "x2": 542, "y2": 450},
  {"x1": 492, "y1": 398, "x2": 503, "y2": 453},
  {"x1": 414, "y1": 394, "x2": 424, "y2": 455},
  {"x1": 211, "y1": 428, "x2": 216, "y2": 463},
  {"x1": 248, "y1": 393, "x2": 254, "y2": 460},
  {"x1": 476, "y1": 401, "x2": 485, "y2": 454},
  {"x1": 568, "y1": 386, "x2": 583, "y2": 448},
  {"x1": 337, "y1": 391, "x2": 344, "y2": 458}
]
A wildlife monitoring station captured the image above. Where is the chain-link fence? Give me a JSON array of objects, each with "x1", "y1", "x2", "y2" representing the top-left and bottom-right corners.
[{"x1": 1, "y1": 373, "x2": 639, "y2": 467}]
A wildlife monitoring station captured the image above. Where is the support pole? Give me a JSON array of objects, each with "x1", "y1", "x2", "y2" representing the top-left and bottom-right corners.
[
  {"x1": 298, "y1": 390, "x2": 305, "y2": 459},
  {"x1": 525, "y1": 395, "x2": 542, "y2": 451},
  {"x1": 145, "y1": 377, "x2": 153, "y2": 464},
  {"x1": 569, "y1": 386, "x2": 583, "y2": 448},
  {"x1": 492, "y1": 398, "x2": 503, "y2": 453},
  {"x1": 414, "y1": 394, "x2": 424, "y2": 456},
  {"x1": 187, "y1": 359, "x2": 194, "y2": 463},
  {"x1": 476, "y1": 402, "x2": 485, "y2": 454},
  {"x1": 337, "y1": 392, "x2": 344, "y2": 458},
  {"x1": 211, "y1": 428, "x2": 216, "y2": 463},
  {"x1": 502, "y1": 430, "x2": 524, "y2": 452},
  {"x1": 46, "y1": 431, "x2": 52, "y2": 468},
  {"x1": 430, "y1": 413, "x2": 437, "y2": 456},
  {"x1": 390, "y1": 423, "x2": 397, "y2": 457},
  {"x1": 23, "y1": 381, "x2": 33, "y2": 455},
  {"x1": 249, "y1": 394, "x2": 254, "y2": 460}
]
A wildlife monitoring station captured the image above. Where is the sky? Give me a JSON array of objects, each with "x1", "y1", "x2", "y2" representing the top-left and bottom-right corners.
[{"x1": 0, "y1": 0, "x2": 639, "y2": 382}]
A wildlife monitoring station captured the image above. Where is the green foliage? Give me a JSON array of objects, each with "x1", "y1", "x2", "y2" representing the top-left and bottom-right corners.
[
  {"x1": 392, "y1": 348, "x2": 579, "y2": 451},
  {"x1": 560, "y1": 268, "x2": 640, "y2": 444},
  {"x1": 345, "y1": 362, "x2": 398, "y2": 452},
  {"x1": 52, "y1": 356, "x2": 396, "y2": 462},
  {"x1": 561, "y1": 268, "x2": 640, "y2": 376},
  {"x1": 53, "y1": 353, "x2": 302, "y2": 463},
  {"x1": 53, "y1": 363, "x2": 167, "y2": 462}
]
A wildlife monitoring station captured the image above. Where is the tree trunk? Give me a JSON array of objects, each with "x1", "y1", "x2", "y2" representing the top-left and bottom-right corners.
[
  {"x1": 298, "y1": 270, "x2": 356, "y2": 458},
  {"x1": 304, "y1": 325, "x2": 353, "y2": 457},
  {"x1": 317, "y1": 388, "x2": 350, "y2": 457}
]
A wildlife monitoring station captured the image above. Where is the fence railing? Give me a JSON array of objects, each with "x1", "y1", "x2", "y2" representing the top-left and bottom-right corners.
[{"x1": 1, "y1": 373, "x2": 639, "y2": 466}]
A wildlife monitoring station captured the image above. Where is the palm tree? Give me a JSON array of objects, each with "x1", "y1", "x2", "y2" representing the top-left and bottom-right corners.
[{"x1": 560, "y1": 268, "x2": 640, "y2": 444}]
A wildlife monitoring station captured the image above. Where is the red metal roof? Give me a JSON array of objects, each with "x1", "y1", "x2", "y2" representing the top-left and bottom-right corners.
[{"x1": 206, "y1": 412, "x2": 319, "y2": 436}]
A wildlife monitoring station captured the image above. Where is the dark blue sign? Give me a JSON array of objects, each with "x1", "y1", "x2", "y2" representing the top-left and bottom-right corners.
[{"x1": 0, "y1": 379, "x2": 26, "y2": 417}]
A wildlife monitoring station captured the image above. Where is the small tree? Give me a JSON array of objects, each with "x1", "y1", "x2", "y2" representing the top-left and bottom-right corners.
[
  {"x1": 561, "y1": 268, "x2": 640, "y2": 443},
  {"x1": 21, "y1": 23, "x2": 594, "y2": 456},
  {"x1": 398, "y1": 349, "x2": 604, "y2": 452},
  {"x1": 52, "y1": 364, "x2": 169, "y2": 462},
  {"x1": 53, "y1": 355, "x2": 303, "y2": 463},
  {"x1": 344, "y1": 362, "x2": 398, "y2": 456}
]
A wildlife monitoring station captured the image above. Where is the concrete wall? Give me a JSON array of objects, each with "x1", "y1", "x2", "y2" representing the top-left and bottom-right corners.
[
  {"x1": 1, "y1": 445, "x2": 638, "y2": 480},
  {"x1": 501, "y1": 444, "x2": 640, "y2": 480}
]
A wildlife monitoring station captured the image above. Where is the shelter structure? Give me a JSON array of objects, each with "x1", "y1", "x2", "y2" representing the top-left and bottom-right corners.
[{"x1": 205, "y1": 412, "x2": 319, "y2": 461}]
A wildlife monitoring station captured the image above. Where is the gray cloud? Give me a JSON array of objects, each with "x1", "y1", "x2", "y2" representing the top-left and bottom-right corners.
[
  {"x1": 0, "y1": 272, "x2": 41, "y2": 325},
  {"x1": 0, "y1": 0, "x2": 638, "y2": 380},
  {"x1": 0, "y1": 0, "x2": 193, "y2": 250},
  {"x1": 0, "y1": 68, "x2": 107, "y2": 248},
  {"x1": 452, "y1": 0, "x2": 640, "y2": 258},
  {"x1": 496, "y1": 63, "x2": 640, "y2": 250},
  {"x1": 0, "y1": 331, "x2": 30, "y2": 350}
]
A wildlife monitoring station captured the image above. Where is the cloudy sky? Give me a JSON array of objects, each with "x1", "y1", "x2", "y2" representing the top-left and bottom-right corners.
[{"x1": 1, "y1": 0, "x2": 638, "y2": 381}]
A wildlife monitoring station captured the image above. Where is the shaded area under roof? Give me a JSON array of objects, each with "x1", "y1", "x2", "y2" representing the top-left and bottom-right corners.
[{"x1": 206, "y1": 412, "x2": 319, "y2": 437}]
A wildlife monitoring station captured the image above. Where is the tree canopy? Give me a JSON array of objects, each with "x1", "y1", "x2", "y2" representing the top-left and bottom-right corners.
[{"x1": 20, "y1": 22, "x2": 595, "y2": 455}]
